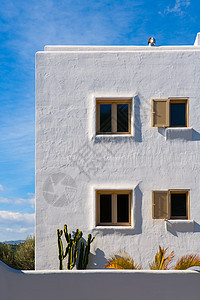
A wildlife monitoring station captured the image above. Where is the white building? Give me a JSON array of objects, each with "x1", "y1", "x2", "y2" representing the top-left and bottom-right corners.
[{"x1": 36, "y1": 33, "x2": 200, "y2": 270}]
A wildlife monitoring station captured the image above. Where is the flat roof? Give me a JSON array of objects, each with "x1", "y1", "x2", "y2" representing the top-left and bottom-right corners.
[{"x1": 44, "y1": 45, "x2": 200, "y2": 52}]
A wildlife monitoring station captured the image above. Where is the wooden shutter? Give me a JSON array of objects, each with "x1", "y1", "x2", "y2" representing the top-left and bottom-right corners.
[
  {"x1": 152, "y1": 191, "x2": 168, "y2": 219},
  {"x1": 152, "y1": 99, "x2": 169, "y2": 127}
]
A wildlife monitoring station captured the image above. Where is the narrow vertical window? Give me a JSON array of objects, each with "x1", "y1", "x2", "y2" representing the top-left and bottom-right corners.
[
  {"x1": 100, "y1": 194, "x2": 112, "y2": 223},
  {"x1": 170, "y1": 102, "x2": 186, "y2": 127},
  {"x1": 170, "y1": 192, "x2": 188, "y2": 219},
  {"x1": 117, "y1": 104, "x2": 129, "y2": 132},
  {"x1": 100, "y1": 104, "x2": 112, "y2": 132},
  {"x1": 152, "y1": 99, "x2": 169, "y2": 127},
  {"x1": 117, "y1": 194, "x2": 129, "y2": 223}
]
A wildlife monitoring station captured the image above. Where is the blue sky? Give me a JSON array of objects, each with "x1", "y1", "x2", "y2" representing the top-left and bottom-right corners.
[{"x1": 0, "y1": 0, "x2": 199, "y2": 241}]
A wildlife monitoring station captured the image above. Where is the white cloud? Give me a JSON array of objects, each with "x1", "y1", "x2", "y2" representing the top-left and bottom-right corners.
[
  {"x1": 5, "y1": 227, "x2": 30, "y2": 233},
  {"x1": 0, "y1": 211, "x2": 34, "y2": 227},
  {"x1": 0, "y1": 197, "x2": 12, "y2": 203},
  {"x1": 164, "y1": 0, "x2": 190, "y2": 15},
  {"x1": 0, "y1": 184, "x2": 4, "y2": 191},
  {"x1": 0, "y1": 195, "x2": 35, "y2": 208},
  {"x1": 13, "y1": 197, "x2": 35, "y2": 206}
]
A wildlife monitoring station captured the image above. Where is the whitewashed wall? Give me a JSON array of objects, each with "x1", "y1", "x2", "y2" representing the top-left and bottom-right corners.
[
  {"x1": 0, "y1": 261, "x2": 199, "y2": 300},
  {"x1": 36, "y1": 44, "x2": 200, "y2": 270}
]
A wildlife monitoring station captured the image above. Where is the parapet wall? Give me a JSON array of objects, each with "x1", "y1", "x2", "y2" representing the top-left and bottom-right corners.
[{"x1": 0, "y1": 261, "x2": 199, "y2": 300}]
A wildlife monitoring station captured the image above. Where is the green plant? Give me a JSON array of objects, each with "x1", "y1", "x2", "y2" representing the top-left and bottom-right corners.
[
  {"x1": 79, "y1": 234, "x2": 95, "y2": 270},
  {"x1": 64, "y1": 226, "x2": 83, "y2": 270},
  {"x1": 57, "y1": 229, "x2": 64, "y2": 270},
  {"x1": 0, "y1": 242, "x2": 15, "y2": 268},
  {"x1": 149, "y1": 245, "x2": 174, "y2": 270},
  {"x1": 14, "y1": 235, "x2": 35, "y2": 270},
  {"x1": 173, "y1": 254, "x2": 200, "y2": 270},
  {"x1": 57, "y1": 225, "x2": 95, "y2": 270},
  {"x1": 105, "y1": 252, "x2": 141, "y2": 270}
]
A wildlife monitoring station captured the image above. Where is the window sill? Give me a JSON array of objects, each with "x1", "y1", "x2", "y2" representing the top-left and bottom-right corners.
[
  {"x1": 95, "y1": 134, "x2": 134, "y2": 138},
  {"x1": 165, "y1": 219, "x2": 194, "y2": 232},
  {"x1": 93, "y1": 134, "x2": 134, "y2": 143},
  {"x1": 165, "y1": 127, "x2": 193, "y2": 140},
  {"x1": 94, "y1": 226, "x2": 134, "y2": 230}
]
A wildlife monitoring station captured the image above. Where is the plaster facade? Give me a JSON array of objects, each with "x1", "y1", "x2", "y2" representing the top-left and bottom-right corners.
[{"x1": 36, "y1": 34, "x2": 200, "y2": 270}]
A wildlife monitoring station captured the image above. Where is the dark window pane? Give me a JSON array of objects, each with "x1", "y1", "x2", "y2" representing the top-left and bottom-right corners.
[
  {"x1": 100, "y1": 104, "x2": 111, "y2": 132},
  {"x1": 170, "y1": 103, "x2": 186, "y2": 127},
  {"x1": 117, "y1": 194, "x2": 129, "y2": 223},
  {"x1": 100, "y1": 194, "x2": 112, "y2": 223},
  {"x1": 171, "y1": 193, "x2": 187, "y2": 218},
  {"x1": 117, "y1": 104, "x2": 129, "y2": 132}
]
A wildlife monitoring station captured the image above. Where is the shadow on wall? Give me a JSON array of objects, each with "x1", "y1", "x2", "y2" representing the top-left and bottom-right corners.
[
  {"x1": 194, "y1": 221, "x2": 200, "y2": 232},
  {"x1": 133, "y1": 183, "x2": 143, "y2": 234},
  {"x1": 134, "y1": 95, "x2": 142, "y2": 142},
  {"x1": 192, "y1": 129, "x2": 200, "y2": 141},
  {"x1": 158, "y1": 128, "x2": 200, "y2": 141},
  {"x1": 88, "y1": 248, "x2": 107, "y2": 269}
]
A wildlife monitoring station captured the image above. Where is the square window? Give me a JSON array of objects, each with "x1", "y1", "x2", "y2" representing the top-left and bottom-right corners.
[
  {"x1": 152, "y1": 98, "x2": 188, "y2": 128},
  {"x1": 96, "y1": 99, "x2": 132, "y2": 134},
  {"x1": 152, "y1": 190, "x2": 189, "y2": 220},
  {"x1": 96, "y1": 190, "x2": 132, "y2": 226}
]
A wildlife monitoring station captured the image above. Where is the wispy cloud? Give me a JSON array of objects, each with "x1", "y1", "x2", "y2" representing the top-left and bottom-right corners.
[
  {"x1": 161, "y1": 0, "x2": 191, "y2": 16},
  {"x1": 0, "y1": 184, "x2": 4, "y2": 191},
  {"x1": 0, "y1": 210, "x2": 34, "y2": 227},
  {"x1": 5, "y1": 227, "x2": 31, "y2": 233},
  {"x1": 0, "y1": 197, "x2": 12, "y2": 204},
  {"x1": 0, "y1": 195, "x2": 35, "y2": 208},
  {"x1": 0, "y1": 210, "x2": 35, "y2": 241}
]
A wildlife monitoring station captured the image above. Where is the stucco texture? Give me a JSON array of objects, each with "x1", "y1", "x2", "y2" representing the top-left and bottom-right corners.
[{"x1": 36, "y1": 46, "x2": 200, "y2": 270}]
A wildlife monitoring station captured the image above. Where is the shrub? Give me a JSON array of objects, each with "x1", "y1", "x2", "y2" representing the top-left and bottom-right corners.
[
  {"x1": 14, "y1": 235, "x2": 35, "y2": 270},
  {"x1": 0, "y1": 242, "x2": 15, "y2": 268},
  {"x1": 149, "y1": 246, "x2": 174, "y2": 270},
  {"x1": 105, "y1": 252, "x2": 141, "y2": 270},
  {"x1": 173, "y1": 254, "x2": 200, "y2": 270}
]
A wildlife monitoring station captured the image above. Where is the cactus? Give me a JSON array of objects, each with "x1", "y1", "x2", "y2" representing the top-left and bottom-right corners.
[
  {"x1": 73, "y1": 229, "x2": 82, "y2": 268},
  {"x1": 82, "y1": 234, "x2": 95, "y2": 269},
  {"x1": 78, "y1": 241, "x2": 84, "y2": 270},
  {"x1": 57, "y1": 229, "x2": 64, "y2": 270},
  {"x1": 67, "y1": 240, "x2": 74, "y2": 270},
  {"x1": 57, "y1": 225, "x2": 95, "y2": 270}
]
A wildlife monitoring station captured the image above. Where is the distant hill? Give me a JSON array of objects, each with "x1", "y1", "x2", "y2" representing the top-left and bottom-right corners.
[{"x1": 0, "y1": 240, "x2": 25, "y2": 245}]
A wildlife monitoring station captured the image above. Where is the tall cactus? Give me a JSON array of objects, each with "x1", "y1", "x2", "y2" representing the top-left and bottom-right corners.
[
  {"x1": 82, "y1": 234, "x2": 95, "y2": 269},
  {"x1": 73, "y1": 229, "x2": 82, "y2": 268},
  {"x1": 57, "y1": 229, "x2": 64, "y2": 270},
  {"x1": 78, "y1": 241, "x2": 85, "y2": 270},
  {"x1": 57, "y1": 225, "x2": 95, "y2": 270}
]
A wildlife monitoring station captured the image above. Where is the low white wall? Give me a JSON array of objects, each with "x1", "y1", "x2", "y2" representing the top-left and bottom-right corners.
[{"x1": 0, "y1": 261, "x2": 199, "y2": 300}]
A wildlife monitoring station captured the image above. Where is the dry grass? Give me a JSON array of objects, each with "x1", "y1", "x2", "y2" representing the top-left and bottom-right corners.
[
  {"x1": 149, "y1": 246, "x2": 174, "y2": 270},
  {"x1": 105, "y1": 252, "x2": 141, "y2": 270},
  {"x1": 173, "y1": 254, "x2": 200, "y2": 270}
]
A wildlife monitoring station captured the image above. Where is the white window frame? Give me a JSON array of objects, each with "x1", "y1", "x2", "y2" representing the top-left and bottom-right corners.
[{"x1": 88, "y1": 95, "x2": 135, "y2": 140}]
